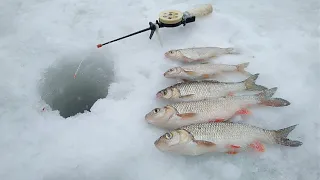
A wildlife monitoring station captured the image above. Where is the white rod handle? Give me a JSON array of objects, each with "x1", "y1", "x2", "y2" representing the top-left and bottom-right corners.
[{"x1": 185, "y1": 4, "x2": 213, "y2": 17}]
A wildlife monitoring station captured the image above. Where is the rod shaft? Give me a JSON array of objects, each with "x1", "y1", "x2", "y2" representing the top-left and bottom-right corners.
[{"x1": 97, "y1": 27, "x2": 151, "y2": 47}]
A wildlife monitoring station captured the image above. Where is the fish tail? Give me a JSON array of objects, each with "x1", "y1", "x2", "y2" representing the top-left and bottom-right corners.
[
  {"x1": 244, "y1": 73, "x2": 268, "y2": 91},
  {"x1": 257, "y1": 87, "x2": 291, "y2": 107},
  {"x1": 273, "y1": 124, "x2": 303, "y2": 147},
  {"x1": 224, "y1": 47, "x2": 241, "y2": 54},
  {"x1": 236, "y1": 62, "x2": 252, "y2": 76}
]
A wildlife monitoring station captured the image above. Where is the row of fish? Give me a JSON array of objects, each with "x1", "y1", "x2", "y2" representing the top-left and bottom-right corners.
[{"x1": 144, "y1": 47, "x2": 302, "y2": 156}]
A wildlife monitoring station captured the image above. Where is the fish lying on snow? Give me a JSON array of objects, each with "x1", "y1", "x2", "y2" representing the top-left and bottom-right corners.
[
  {"x1": 164, "y1": 47, "x2": 240, "y2": 63},
  {"x1": 156, "y1": 73, "x2": 267, "y2": 102},
  {"x1": 154, "y1": 122, "x2": 302, "y2": 156},
  {"x1": 145, "y1": 88, "x2": 290, "y2": 129},
  {"x1": 164, "y1": 62, "x2": 251, "y2": 80}
]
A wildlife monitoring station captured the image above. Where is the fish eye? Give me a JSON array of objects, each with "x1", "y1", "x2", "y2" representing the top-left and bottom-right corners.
[
  {"x1": 154, "y1": 108, "x2": 160, "y2": 113},
  {"x1": 163, "y1": 90, "x2": 167, "y2": 95},
  {"x1": 165, "y1": 132, "x2": 173, "y2": 139},
  {"x1": 169, "y1": 51, "x2": 174, "y2": 54}
]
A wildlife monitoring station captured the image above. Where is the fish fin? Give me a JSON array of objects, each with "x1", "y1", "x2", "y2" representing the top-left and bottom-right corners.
[
  {"x1": 225, "y1": 47, "x2": 241, "y2": 54},
  {"x1": 257, "y1": 88, "x2": 291, "y2": 107},
  {"x1": 244, "y1": 73, "x2": 268, "y2": 91},
  {"x1": 226, "y1": 151, "x2": 239, "y2": 155},
  {"x1": 260, "y1": 97, "x2": 291, "y2": 107},
  {"x1": 214, "y1": 119, "x2": 225, "y2": 122},
  {"x1": 257, "y1": 87, "x2": 277, "y2": 98},
  {"x1": 236, "y1": 62, "x2": 252, "y2": 76},
  {"x1": 177, "y1": 113, "x2": 197, "y2": 120},
  {"x1": 227, "y1": 92, "x2": 235, "y2": 96},
  {"x1": 226, "y1": 144, "x2": 241, "y2": 155},
  {"x1": 178, "y1": 79, "x2": 191, "y2": 83},
  {"x1": 201, "y1": 74, "x2": 211, "y2": 78},
  {"x1": 249, "y1": 141, "x2": 265, "y2": 152},
  {"x1": 274, "y1": 124, "x2": 303, "y2": 147},
  {"x1": 236, "y1": 109, "x2": 251, "y2": 115},
  {"x1": 180, "y1": 94, "x2": 195, "y2": 99},
  {"x1": 208, "y1": 118, "x2": 225, "y2": 123},
  {"x1": 182, "y1": 56, "x2": 196, "y2": 63},
  {"x1": 230, "y1": 145, "x2": 241, "y2": 148},
  {"x1": 194, "y1": 140, "x2": 216, "y2": 147},
  {"x1": 200, "y1": 62, "x2": 210, "y2": 64},
  {"x1": 184, "y1": 70, "x2": 198, "y2": 76}
]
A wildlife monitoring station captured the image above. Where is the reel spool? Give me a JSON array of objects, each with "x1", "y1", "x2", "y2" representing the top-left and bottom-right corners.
[{"x1": 158, "y1": 10, "x2": 184, "y2": 25}]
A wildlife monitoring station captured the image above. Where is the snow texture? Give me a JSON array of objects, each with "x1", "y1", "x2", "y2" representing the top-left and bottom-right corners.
[{"x1": 0, "y1": 0, "x2": 319, "y2": 180}]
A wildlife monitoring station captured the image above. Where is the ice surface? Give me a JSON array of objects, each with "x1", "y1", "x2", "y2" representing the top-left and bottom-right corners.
[{"x1": 0, "y1": 0, "x2": 319, "y2": 180}]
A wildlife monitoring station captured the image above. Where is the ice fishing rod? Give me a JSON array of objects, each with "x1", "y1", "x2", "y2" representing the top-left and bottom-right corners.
[{"x1": 97, "y1": 4, "x2": 213, "y2": 48}]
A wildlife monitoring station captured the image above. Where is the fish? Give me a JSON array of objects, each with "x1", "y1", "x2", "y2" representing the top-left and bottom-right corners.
[
  {"x1": 163, "y1": 62, "x2": 251, "y2": 80},
  {"x1": 145, "y1": 87, "x2": 290, "y2": 129},
  {"x1": 164, "y1": 47, "x2": 240, "y2": 63},
  {"x1": 156, "y1": 73, "x2": 267, "y2": 102},
  {"x1": 154, "y1": 122, "x2": 303, "y2": 156}
]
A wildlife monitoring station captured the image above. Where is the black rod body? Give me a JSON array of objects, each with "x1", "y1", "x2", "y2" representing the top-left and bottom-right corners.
[{"x1": 98, "y1": 27, "x2": 151, "y2": 47}]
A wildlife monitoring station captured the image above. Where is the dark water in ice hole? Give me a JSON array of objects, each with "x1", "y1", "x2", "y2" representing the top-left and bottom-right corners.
[{"x1": 38, "y1": 52, "x2": 114, "y2": 118}]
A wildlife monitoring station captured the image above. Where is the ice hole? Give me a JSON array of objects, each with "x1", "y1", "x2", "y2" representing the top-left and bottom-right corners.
[{"x1": 38, "y1": 51, "x2": 114, "y2": 118}]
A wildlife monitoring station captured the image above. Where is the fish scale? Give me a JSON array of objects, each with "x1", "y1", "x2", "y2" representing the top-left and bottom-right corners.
[
  {"x1": 181, "y1": 47, "x2": 228, "y2": 59},
  {"x1": 181, "y1": 122, "x2": 274, "y2": 144},
  {"x1": 158, "y1": 73, "x2": 266, "y2": 102},
  {"x1": 170, "y1": 96, "x2": 257, "y2": 115},
  {"x1": 183, "y1": 63, "x2": 237, "y2": 73},
  {"x1": 175, "y1": 80, "x2": 245, "y2": 100}
]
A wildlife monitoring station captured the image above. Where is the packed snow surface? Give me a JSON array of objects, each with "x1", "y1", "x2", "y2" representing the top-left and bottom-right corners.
[{"x1": 0, "y1": 0, "x2": 319, "y2": 180}]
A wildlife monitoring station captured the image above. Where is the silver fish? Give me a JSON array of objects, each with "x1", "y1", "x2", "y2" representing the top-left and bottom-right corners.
[
  {"x1": 164, "y1": 47, "x2": 240, "y2": 63},
  {"x1": 156, "y1": 73, "x2": 267, "y2": 102},
  {"x1": 145, "y1": 88, "x2": 290, "y2": 129},
  {"x1": 154, "y1": 122, "x2": 302, "y2": 156},
  {"x1": 164, "y1": 62, "x2": 251, "y2": 80}
]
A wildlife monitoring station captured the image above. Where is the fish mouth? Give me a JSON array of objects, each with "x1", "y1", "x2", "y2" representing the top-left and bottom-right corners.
[
  {"x1": 144, "y1": 113, "x2": 153, "y2": 123},
  {"x1": 156, "y1": 92, "x2": 163, "y2": 98},
  {"x1": 163, "y1": 72, "x2": 168, "y2": 77},
  {"x1": 154, "y1": 138, "x2": 166, "y2": 150}
]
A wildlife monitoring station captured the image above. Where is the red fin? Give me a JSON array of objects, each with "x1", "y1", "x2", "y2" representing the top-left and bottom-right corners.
[
  {"x1": 249, "y1": 141, "x2": 265, "y2": 152},
  {"x1": 230, "y1": 145, "x2": 241, "y2": 149},
  {"x1": 226, "y1": 144, "x2": 241, "y2": 154},
  {"x1": 213, "y1": 118, "x2": 225, "y2": 123},
  {"x1": 185, "y1": 71, "x2": 197, "y2": 76},
  {"x1": 227, "y1": 92, "x2": 234, "y2": 96},
  {"x1": 202, "y1": 74, "x2": 210, "y2": 78},
  {"x1": 226, "y1": 151, "x2": 238, "y2": 155},
  {"x1": 236, "y1": 109, "x2": 251, "y2": 115},
  {"x1": 177, "y1": 113, "x2": 197, "y2": 120}
]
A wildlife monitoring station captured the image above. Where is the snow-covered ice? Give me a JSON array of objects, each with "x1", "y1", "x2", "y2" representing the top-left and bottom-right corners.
[{"x1": 0, "y1": 0, "x2": 319, "y2": 179}]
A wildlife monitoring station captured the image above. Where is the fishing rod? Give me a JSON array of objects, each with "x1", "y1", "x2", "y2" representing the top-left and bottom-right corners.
[{"x1": 97, "y1": 4, "x2": 213, "y2": 48}]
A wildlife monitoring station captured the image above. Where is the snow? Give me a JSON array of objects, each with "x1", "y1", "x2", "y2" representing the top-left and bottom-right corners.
[{"x1": 0, "y1": 0, "x2": 319, "y2": 180}]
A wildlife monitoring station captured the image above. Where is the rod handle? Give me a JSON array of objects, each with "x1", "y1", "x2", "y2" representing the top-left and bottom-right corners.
[{"x1": 185, "y1": 4, "x2": 213, "y2": 17}]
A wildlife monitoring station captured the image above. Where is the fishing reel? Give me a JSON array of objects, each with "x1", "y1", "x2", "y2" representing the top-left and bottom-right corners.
[
  {"x1": 97, "y1": 4, "x2": 213, "y2": 48},
  {"x1": 147, "y1": 9, "x2": 195, "y2": 40}
]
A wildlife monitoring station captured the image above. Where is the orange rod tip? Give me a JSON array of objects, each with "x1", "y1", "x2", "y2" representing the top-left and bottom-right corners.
[{"x1": 97, "y1": 44, "x2": 102, "y2": 48}]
